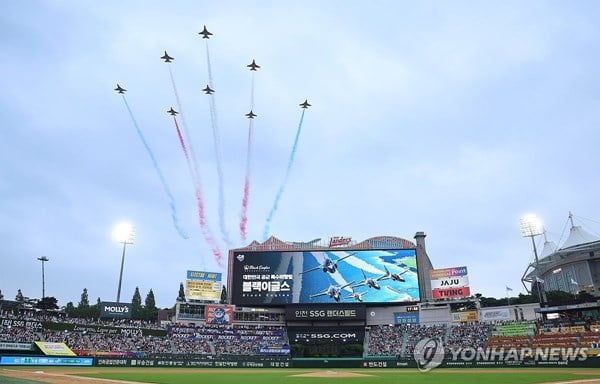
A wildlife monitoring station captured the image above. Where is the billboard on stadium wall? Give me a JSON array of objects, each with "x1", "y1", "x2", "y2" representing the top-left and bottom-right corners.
[
  {"x1": 100, "y1": 302, "x2": 132, "y2": 319},
  {"x1": 205, "y1": 305, "x2": 234, "y2": 325},
  {"x1": 451, "y1": 310, "x2": 478, "y2": 322},
  {"x1": 34, "y1": 342, "x2": 76, "y2": 356},
  {"x1": 285, "y1": 304, "x2": 366, "y2": 321},
  {"x1": 185, "y1": 271, "x2": 222, "y2": 301},
  {"x1": 430, "y1": 266, "x2": 470, "y2": 299},
  {"x1": 480, "y1": 308, "x2": 511, "y2": 322},
  {"x1": 230, "y1": 249, "x2": 420, "y2": 305}
]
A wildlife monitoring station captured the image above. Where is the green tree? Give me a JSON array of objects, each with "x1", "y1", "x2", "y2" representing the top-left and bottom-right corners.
[
  {"x1": 37, "y1": 297, "x2": 58, "y2": 311},
  {"x1": 144, "y1": 289, "x2": 158, "y2": 321},
  {"x1": 65, "y1": 302, "x2": 77, "y2": 317},
  {"x1": 132, "y1": 287, "x2": 142, "y2": 319},
  {"x1": 88, "y1": 297, "x2": 101, "y2": 319},
  {"x1": 220, "y1": 286, "x2": 227, "y2": 304},
  {"x1": 77, "y1": 288, "x2": 91, "y2": 318},
  {"x1": 15, "y1": 289, "x2": 24, "y2": 303},
  {"x1": 177, "y1": 282, "x2": 186, "y2": 302}
]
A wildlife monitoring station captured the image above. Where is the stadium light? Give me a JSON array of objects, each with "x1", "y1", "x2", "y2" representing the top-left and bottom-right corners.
[
  {"x1": 37, "y1": 256, "x2": 49, "y2": 300},
  {"x1": 519, "y1": 214, "x2": 543, "y2": 264},
  {"x1": 114, "y1": 221, "x2": 135, "y2": 303},
  {"x1": 519, "y1": 214, "x2": 546, "y2": 304}
]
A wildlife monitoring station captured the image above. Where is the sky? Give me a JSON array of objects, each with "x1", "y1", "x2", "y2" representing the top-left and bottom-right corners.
[{"x1": 2, "y1": 1, "x2": 600, "y2": 309}]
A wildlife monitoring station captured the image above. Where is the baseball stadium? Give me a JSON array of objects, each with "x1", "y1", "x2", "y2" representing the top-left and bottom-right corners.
[{"x1": 2, "y1": 226, "x2": 600, "y2": 384}]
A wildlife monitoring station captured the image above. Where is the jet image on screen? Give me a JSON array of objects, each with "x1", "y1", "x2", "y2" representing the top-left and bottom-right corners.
[{"x1": 231, "y1": 249, "x2": 420, "y2": 305}]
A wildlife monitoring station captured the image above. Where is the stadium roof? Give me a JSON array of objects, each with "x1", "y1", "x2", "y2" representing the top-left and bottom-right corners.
[
  {"x1": 232, "y1": 235, "x2": 416, "y2": 251},
  {"x1": 559, "y1": 225, "x2": 600, "y2": 250}
]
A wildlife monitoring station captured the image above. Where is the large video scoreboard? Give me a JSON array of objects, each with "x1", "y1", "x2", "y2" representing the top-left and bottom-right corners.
[{"x1": 230, "y1": 248, "x2": 420, "y2": 305}]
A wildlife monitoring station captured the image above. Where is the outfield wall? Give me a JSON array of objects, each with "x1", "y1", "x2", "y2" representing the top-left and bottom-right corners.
[{"x1": 1, "y1": 354, "x2": 599, "y2": 368}]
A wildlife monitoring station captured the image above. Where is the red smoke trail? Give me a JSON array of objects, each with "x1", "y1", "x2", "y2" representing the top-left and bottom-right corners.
[
  {"x1": 239, "y1": 123, "x2": 253, "y2": 240},
  {"x1": 172, "y1": 116, "x2": 223, "y2": 267},
  {"x1": 239, "y1": 67, "x2": 256, "y2": 241}
]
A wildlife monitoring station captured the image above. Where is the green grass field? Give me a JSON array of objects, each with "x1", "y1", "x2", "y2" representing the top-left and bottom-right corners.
[{"x1": 76, "y1": 368, "x2": 600, "y2": 384}]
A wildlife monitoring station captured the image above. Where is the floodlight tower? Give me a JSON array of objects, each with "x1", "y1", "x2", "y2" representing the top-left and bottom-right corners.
[
  {"x1": 519, "y1": 214, "x2": 546, "y2": 304},
  {"x1": 37, "y1": 256, "x2": 49, "y2": 300},
  {"x1": 114, "y1": 222, "x2": 135, "y2": 303}
]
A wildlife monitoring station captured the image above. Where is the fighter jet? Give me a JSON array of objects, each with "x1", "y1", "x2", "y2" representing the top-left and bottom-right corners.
[
  {"x1": 161, "y1": 51, "x2": 174, "y2": 63},
  {"x1": 247, "y1": 59, "x2": 260, "y2": 71},
  {"x1": 299, "y1": 252, "x2": 356, "y2": 275},
  {"x1": 378, "y1": 265, "x2": 410, "y2": 283},
  {"x1": 167, "y1": 107, "x2": 178, "y2": 116},
  {"x1": 345, "y1": 287, "x2": 368, "y2": 302},
  {"x1": 199, "y1": 25, "x2": 212, "y2": 39},
  {"x1": 299, "y1": 100, "x2": 311, "y2": 109},
  {"x1": 352, "y1": 270, "x2": 384, "y2": 290},
  {"x1": 114, "y1": 84, "x2": 126, "y2": 94},
  {"x1": 202, "y1": 85, "x2": 215, "y2": 95},
  {"x1": 310, "y1": 281, "x2": 355, "y2": 302},
  {"x1": 245, "y1": 110, "x2": 257, "y2": 119}
]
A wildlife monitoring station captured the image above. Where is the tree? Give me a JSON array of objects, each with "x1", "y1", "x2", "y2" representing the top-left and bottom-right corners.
[
  {"x1": 15, "y1": 289, "x2": 24, "y2": 303},
  {"x1": 77, "y1": 288, "x2": 91, "y2": 318},
  {"x1": 78, "y1": 288, "x2": 90, "y2": 308},
  {"x1": 144, "y1": 289, "x2": 158, "y2": 321},
  {"x1": 177, "y1": 282, "x2": 186, "y2": 302},
  {"x1": 0, "y1": 289, "x2": 4, "y2": 301},
  {"x1": 132, "y1": 287, "x2": 142, "y2": 319},
  {"x1": 88, "y1": 297, "x2": 101, "y2": 319},
  {"x1": 220, "y1": 286, "x2": 228, "y2": 304},
  {"x1": 65, "y1": 302, "x2": 77, "y2": 317},
  {"x1": 37, "y1": 297, "x2": 58, "y2": 311}
]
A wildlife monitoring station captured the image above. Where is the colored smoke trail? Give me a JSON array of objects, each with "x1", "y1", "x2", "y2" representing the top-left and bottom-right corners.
[
  {"x1": 120, "y1": 95, "x2": 188, "y2": 239},
  {"x1": 262, "y1": 109, "x2": 306, "y2": 240},
  {"x1": 172, "y1": 116, "x2": 224, "y2": 267},
  {"x1": 167, "y1": 64, "x2": 223, "y2": 264},
  {"x1": 204, "y1": 43, "x2": 231, "y2": 247},
  {"x1": 240, "y1": 123, "x2": 253, "y2": 240},
  {"x1": 239, "y1": 75, "x2": 256, "y2": 241}
]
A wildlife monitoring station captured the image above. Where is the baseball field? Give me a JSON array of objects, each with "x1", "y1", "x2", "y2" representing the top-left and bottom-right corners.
[{"x1": 2, "y1": 368, "x2": 600, "y2": 384}]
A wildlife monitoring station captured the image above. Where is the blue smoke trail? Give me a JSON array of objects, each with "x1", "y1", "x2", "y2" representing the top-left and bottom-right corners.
[
  {"x1": 121, "y1": 95, "x2": 188, "y2": 239},
  {"x1": 205, "y1": 43, "x2": 231, "y2": 247},
  {"x1": 262, "y1": 109, "x2": 306, "y2": 240}
]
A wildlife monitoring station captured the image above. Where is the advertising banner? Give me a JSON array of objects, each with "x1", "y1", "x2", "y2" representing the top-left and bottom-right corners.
[
  {"x1": 34, "y1": 342, "x2": 76, "y2": 356},
  {"x1": 186, "y1": 270, "x2": 222, "y2": 301},
  {"x1": 231, "y1": 249, "x2": 420, "y2": 305},
  {"x1": 0, "y1": 342, "x2": 34, "y2": 351},
  {"x1": 0, "y1": 356, "x2": 93, "y2": 366},
  {"x1": 394, "y1": 312, "x2": 419, "y2": 325},
  {"x1": 205, "y1": 305, "x2": 234, "y2": 325},
  {"x1": 451, "y1": 310, "x2": 478, "y2": 323},
  {"x1": 0, "y1": 318, "x2": 43, "y2": 329},
  {"x1": 480, "y1": 308, "x2": 511, "y2": 322},
  {"x1": 285, "y1": 304, "x2": 366, "y2": 321},
  {"x1": 100, "y1": 302, "x2": 132, "y2": 319},
  {"x1": 288, "y1": 328, "x2": 365, "y2": 343},
  {"x1": 430, "y1": 266, "x2": 470, "y2": 299}
]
